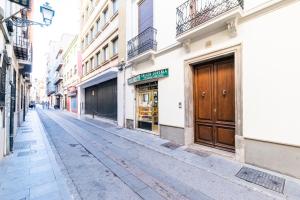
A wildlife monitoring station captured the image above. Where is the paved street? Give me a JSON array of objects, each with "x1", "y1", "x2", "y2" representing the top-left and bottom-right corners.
[{"x1": 1, "y1": 109, "x2": 300, "y2": 200}]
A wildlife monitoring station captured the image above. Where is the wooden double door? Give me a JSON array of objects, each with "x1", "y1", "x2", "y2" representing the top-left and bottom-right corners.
[{"x1": 194, "y1": 57, "x2": 235, "y2": 151}]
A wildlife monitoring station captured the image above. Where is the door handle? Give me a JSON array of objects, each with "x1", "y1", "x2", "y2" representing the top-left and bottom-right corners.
[
  {"x1": 222, "y1": 89, "x2": 227, "y2": 96},
  {"x1": 201, "y1": 91, "x2": 206, "y2": 97}
]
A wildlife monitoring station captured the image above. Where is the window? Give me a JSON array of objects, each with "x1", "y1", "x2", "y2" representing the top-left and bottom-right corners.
[
  {"x1": 83, "y1": 64, "x2": 87, "y2": 75},
  {"x1": 103, "y1": 45, "x2": 109, "y2": 61},
  {"x1": 112, "y1": 37, "x2": 118, "y2": 55},
  {"x1": 96, "y1": 18, "x2": 101, "y2": 32},
  {"x1": 86, "y1": 61, "x2": 92, "y2": 72},
  {"x1": 85, "y1": 34, "x2": 89, "y2": 47},
  {"x1": 81, "y1": 40, "x2": 84, "y2": 50},
  {"x1": 96, "y1": 51, "x2": 101, "y2": 66},
  {"x1": 90, "y1": 27, "x2": 96, "y2": 40},
  {"x1": 88, "y1": 32, "x2": 91, "y2": 44},
  {"x1": 112, "y1": 0, "x2": 119, "y2": 14},
  {"x1": 86, "y1": 6, "x2": 89, "y2": 17},
  {"x1": 74, "y1": 65, "x2": 77, "y2": 75},
  {"x1": 90, "y1": 57, "x2": 95, "y2": 70},
  {"x1": 103, "y1": 7, "x2": 108, "y2": 24}
]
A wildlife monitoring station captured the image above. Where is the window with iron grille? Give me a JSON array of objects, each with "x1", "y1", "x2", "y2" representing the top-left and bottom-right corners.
[
  {"x1": 11, "y1": 70, "x2": 16, "y2": 112},
  {"x1": 0, "y1": 64, "x2": 6, "y2": 107}
]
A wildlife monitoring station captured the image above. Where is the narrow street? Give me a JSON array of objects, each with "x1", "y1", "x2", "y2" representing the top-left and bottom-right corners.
[{"x1": 34, "y1": 108, "x2": 300, "y2": 200}]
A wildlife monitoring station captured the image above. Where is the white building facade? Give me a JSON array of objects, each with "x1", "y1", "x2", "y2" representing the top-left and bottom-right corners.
[
  {"x1": 124, "y1": 0, "x2": 300, "y2": 178},
  {"x1": 77, "y1": 0, "x2": 126, "y2": 122},
  {"x1": 62, "y1": 35, "x2": 80, "y2": 113}
]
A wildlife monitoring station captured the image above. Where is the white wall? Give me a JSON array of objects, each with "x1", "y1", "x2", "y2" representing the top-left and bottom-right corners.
[
  {"x1": 241, "y1": 2, "x2": 300, "y2": 146},
  {"x1": 125, "y1": 0, "x2": 300, "y2": 146}
]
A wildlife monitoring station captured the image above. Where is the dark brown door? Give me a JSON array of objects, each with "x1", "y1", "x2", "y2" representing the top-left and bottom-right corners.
[{"x1": 194, "y1": 58, "x2": 235, "y2": 151}]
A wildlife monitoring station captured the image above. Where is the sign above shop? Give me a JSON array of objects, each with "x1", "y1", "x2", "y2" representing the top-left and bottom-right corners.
[
  {"x1": 67, "y1": 86, "x2": 77, "y2": 97},
  {"x1": 128, "y1": 69, "x2": 169, "y2": 85}
]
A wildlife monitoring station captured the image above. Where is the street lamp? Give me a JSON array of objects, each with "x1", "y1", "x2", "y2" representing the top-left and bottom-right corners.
[
  {"x1": 40, "y1": 2, "x2": 55, "y2": 26},
  {"x1": 1, "y1": 2, "x2": 55, "y2": 27}
]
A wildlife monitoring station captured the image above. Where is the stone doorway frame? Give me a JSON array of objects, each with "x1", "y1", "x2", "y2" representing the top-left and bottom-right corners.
[{"x1": 183, "y1": 44, "x2": 244, "y2": 161}]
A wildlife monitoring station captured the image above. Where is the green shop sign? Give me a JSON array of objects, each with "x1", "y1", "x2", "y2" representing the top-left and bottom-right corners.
[{"x1": 128, "y1": 69, "x2": 169, "y2": 85}]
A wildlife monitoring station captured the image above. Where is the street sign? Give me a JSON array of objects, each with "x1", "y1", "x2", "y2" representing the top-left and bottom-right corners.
[
  {"x1": 128, "y1": 68, "x2": 169, "y2": 85},
  {"x1": 8, "y1": 0, "x2": 30, "y2": 8}
]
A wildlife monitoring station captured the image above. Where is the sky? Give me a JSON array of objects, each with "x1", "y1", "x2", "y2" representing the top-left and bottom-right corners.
[{"x1": 32, "y1": 0, "x2": 80, "y2": 80}]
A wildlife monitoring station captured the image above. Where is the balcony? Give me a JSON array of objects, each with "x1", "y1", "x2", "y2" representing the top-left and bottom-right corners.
[
  {"x1": 13, "y1": 35, "x2": 32, "y2": 74},
  {"x1": 127, "y1": 27, "x2": 157, "y2": 63},
  {"x1": 55, "y1": 58, "x2": 64, "y2": 71},
  {"x1": 54, "y1": 73, "x2": 63, "y2": 85},
  {"x1": 176, "y1": 0, "x2": 244, "y2": 41}
]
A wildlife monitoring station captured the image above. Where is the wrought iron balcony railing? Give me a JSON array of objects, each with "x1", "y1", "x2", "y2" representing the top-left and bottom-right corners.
[
  {"x1": 13, "y1": 35, "x2": 32, "y2": 62},
  {"x1": 127, "y1": 27, "x2": 157, "y2": 60},
  {"x1": 54, "y1": 73, "x2": 63, "y2": 85},
  {"x1": 176, "y1": 0, "x2": 244, "y2": 36}
]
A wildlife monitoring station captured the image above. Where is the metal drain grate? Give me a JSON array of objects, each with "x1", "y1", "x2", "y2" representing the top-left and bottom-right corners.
[
  {"x1": 184, "y1": 148, "x2": 210, "y2": 157},
  {"x1": 161, "y1": 142, "x2": 182, "y2": 150},
  {"x1": 69, "y1": 144, "x2": 80, "y2": 147},
  {"x1": 14, "y1": 140, "x2": 37, "y2": 150},
  {"x1": 236, "y1": 167, "x2": 285, "y2": 193},
  {"x1": 21, "y1": 130, "x2": 33, "y2": 134},
  {"x1": 17, "y1": 150, "x2": 37, "y2": 157}
]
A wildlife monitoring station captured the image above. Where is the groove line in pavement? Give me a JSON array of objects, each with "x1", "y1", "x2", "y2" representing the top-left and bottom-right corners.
[
  {"x1": 38, "y1": 110, "x2": 143, "y2": 200},
  {"x1": 44, "y1": 110, "x2": 194, "y2": 200},
  {"x1": 58, "y1": 111, "x2": 285, "y2": 200}
]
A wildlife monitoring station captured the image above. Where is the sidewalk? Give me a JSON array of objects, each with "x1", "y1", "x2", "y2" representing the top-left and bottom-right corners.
[
  {"x1": 64, "y1": 111, "x2": 300, "y2": 200},
  {"x1": 0, "y1": 111, "x2": 72, "y2": 200}
]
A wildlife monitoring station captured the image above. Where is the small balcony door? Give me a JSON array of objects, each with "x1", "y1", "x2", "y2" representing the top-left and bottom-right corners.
[
  {"x1": 138, "y1": 0, "x2": 153, "y2": 33},
  {"x1": 138, "y1": 0, "x2": 153, "y2": 54}
]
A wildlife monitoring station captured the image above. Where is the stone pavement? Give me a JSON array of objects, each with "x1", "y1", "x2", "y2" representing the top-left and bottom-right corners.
[
  {"x1": 0, "y1": 111, "x2": 72, "y2": 200},
  {"x1": 73, "y1": 112, "x2": 300, "y2": 200},
  {"x1": 2, "y1": 109, "x2": 300, "y2": 200},
  {"x1": 43, "y1": 109, "x2": 300, "y2": 200}
]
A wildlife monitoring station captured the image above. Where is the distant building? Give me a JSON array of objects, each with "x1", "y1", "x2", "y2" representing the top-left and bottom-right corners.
[
  {"x1": 46, "y1": 34, "x2": 74, "y2": 109},
  {"x1": 77, "y1": 0, "x2": 126, "y2": 121},
  {"x1": 62, "y1": 35, "x2": 79, "y2": 113}
]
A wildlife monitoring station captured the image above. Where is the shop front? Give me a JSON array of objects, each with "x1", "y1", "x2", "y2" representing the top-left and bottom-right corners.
[
  {"x1": 136, "y1": 82, "x2": 159, "y2": 134},
  {"x1": 128, "y1": 68, "x2": 168, "y2": 135},
  {"x1": 68, "y1": 86, "x2": 78, "y2": 113}
]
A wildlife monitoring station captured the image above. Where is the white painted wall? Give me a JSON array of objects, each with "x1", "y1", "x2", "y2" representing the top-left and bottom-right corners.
[
  {"x1": 241, "y1": 2, "x2": 300, "y2": 146},
  {"x1": 125, "y1": 0, "x2": 300, "y2": 146}
]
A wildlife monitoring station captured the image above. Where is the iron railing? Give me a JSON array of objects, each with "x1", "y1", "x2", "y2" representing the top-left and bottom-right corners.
[
  {"x1": 13, "y1": 35, "x2": 32, "y2": 62},
  {"x1": 127, "y1": 27, "x2": 157, "y2": 60},
  {"x1": 54, "y1": 73, "x2": 63, "y2": 85},
  {"x1": 176, "y1": 0, "x2": 244, "y2": 36}
]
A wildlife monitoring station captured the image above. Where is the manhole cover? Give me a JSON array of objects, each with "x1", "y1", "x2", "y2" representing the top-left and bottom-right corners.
[
  {"x1": 14, "y1": 140, "x2": 37, "y2": 150},
  {"x1": 17, "y1": 150, "x2": 37, "y2": 157},
  {"x1": 161, "y1": 142, "x2": 182, "y2": 150},
  {"x1": 236, "y1": 167, "x2": 285, "y2": 193},
  {"x1": 184, "y1": 148, "x2": 210, "y2": 157}
]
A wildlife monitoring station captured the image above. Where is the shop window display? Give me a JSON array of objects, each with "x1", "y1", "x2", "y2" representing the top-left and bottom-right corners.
[{"x1": 136, "y1": 82, "x2": 158, "y2": 134}]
